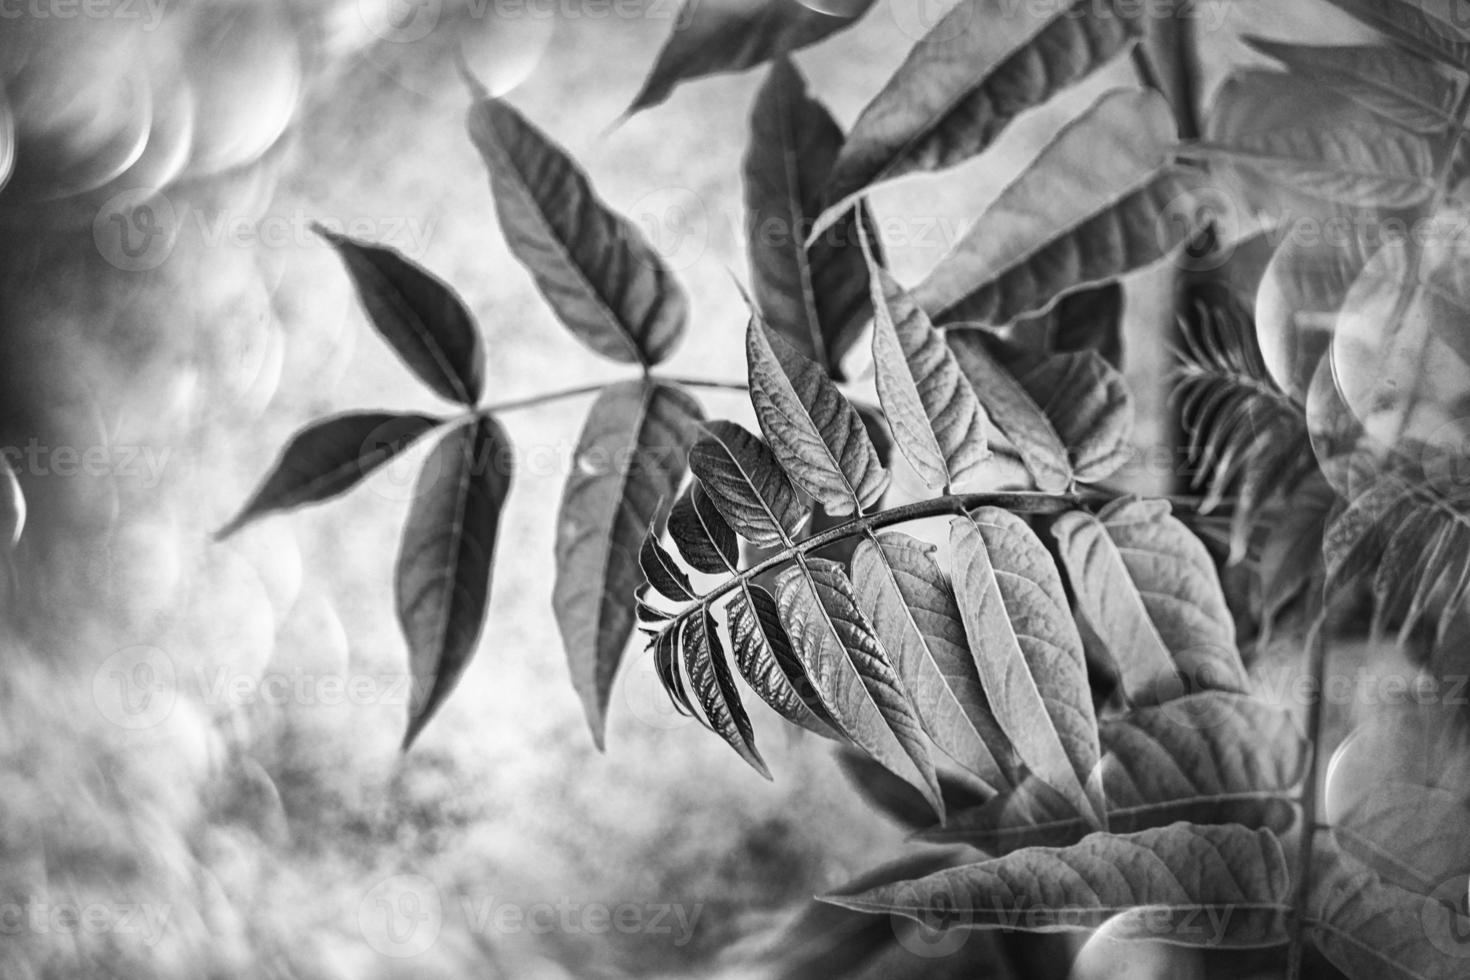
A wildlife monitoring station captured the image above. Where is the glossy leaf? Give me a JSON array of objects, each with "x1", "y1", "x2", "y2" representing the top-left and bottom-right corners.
[
  {"x1": 317, "y1": 229, "x2": 484, "y2": 405},
  {"x1": 747, "y1": 316, "x2": 889, "y2": 515},
  {"x1": 867, "y1": 261, "x2": 990, "y2": 490},
  {"x1": 1094, "y1": 497, "x2": 1249, "y2": 694},
  {"x1": 951, "y1": 511, "x2": 1101, "y2": 825},
  {"x1": 468, "y1": 97, "x2": 686, "y2": 367},
  {"x1": 853, "y1": 533, "x2": 1010, "y2": 790},
  {"x1": 727, "y1": 582, "x2": 839, "y2": 739},
  {"x1": 828, "y1": 823, "x2": 1292, "y2": 948},
  {"x1": 684, "y1": 608, "x2": 771, "y2": 778},
  {"x1": 822, "y1": 0, "x2": 1140, "y2": 217},
  {"x1": 776, "y1": 557, "x2": 944, "y2": 816},
  {"x1": 913, "y1": 88, "x2": 1195, "y2": 325},
  {"x1": 947, "y1": 328, "x2": 1072, "y2": 493},
  {"x1": 219, "y1": 412, "x2": 441, "y2": 539},
  {"x1": 688, "y1": 420, "x2": 809, "y2": 547},
  {"x1": 625, "y1": 0, "x2": 873, "y2": 116},
  {"x1": 744, "y1": 58, "x2": 878, "y2": 379},
  {"x1": 1052, "y1": 510, "x2": 1179, "y2": 703},
  {"x1": 668, "y1": 482, "x2": 739, "y2": 575},
  {"x1": 639, "y1": 522, "x2": 696, "y2": 602},
  {"x1": 397, "y1": 416, "x2": 513, "y2": 748},
  {"x1": 553, "y1": 381, "x2": 704, "y2": 748}
]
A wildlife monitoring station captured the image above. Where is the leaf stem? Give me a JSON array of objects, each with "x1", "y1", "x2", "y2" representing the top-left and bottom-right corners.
[
  {"x1": 478, "y1": 376, "x2": 748, "y2": 415},
  {"x1": 1287, "y1": 620, "x2": 1329, "y2": 980}
]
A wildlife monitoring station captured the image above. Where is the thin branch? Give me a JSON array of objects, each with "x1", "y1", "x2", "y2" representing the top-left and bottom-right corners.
[{"x1": 480, "y1": 376, "x2": 748, "y2": 415}]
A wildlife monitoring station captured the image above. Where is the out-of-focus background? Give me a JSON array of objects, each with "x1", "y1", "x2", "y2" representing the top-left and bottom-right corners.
[{"x1": 0, "y1": 2, "x2": 1374, "y2": 977}]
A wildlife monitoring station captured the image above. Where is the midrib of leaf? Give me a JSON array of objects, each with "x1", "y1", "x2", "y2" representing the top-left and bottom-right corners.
[
  {"x1": 774, "y1": 74, "x2": 827, "y2": 373},
  {"x1": 1190, "y1": 141, "x2": 1437, "y2": 192},
  {"x1": 594, "y1": 383, "x2": 658, "y2": 643},
  {"x1": 956, "y1": 164, "x2": 1175, "y2": 296},
  {"x1": 353, "y1": 258, "x2": 477, "y2": 405},
  {"x1": 648, "y1": 490, "x2": 1098, "y2": 656},
  {"x1": 486, "y1": 120, "x2": 648, "y2": 368}
]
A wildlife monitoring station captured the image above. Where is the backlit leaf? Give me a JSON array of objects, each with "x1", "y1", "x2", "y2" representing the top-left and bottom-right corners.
[
  {"x1": 747, "y1": 316, "x2": 889, "y2": 516},
  {"x1": 468, "y1": 97, "x2": 686, "y2": 367},
  {"x1": 951, "y1": 511, "x2": 1101, "y2": 825},
  {"x1": 219, "y1": 412, "x2": 441, "y2": 539},
  {"x1": 776, "y1": 557, "x2": 943, "y2": 816},
  {"x1": 317, "y1": 229, "x2": 484, "y2": 406},
  {"x1": 553, "y1": 381, "x2": 704, "y2": 748},
  {"x1": 397, "y1": 416, "x2": 513, "y2": 748}
]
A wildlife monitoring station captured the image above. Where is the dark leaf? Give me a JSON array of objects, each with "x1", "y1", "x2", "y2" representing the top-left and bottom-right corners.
[
  {"x1": 553, "y1": 381, "x2": 704, "y2": 748},
  {"x1": 317, "y1": 229, "x2": 484, "y2": 405},
  {"x1": 1001, "y1": 346, "x2": 1133, "y2": 484},
  {"x1": 397, "y1": 416, "x2": 513, "y2": 748},
  {"x1": 668, "y1": 482, "x2": 739, "y2": 575},
  {"x1": 684, "y1": 608, "x2": 771, "y2": 778},
  {"x1": 1317, "y1": 0, "x2": 1470, "y2": 69},
  {"x1": 747, "y1": 317, "x2": 889, "y2": 515},
  {"x1": 727, "y1": 582, "x2": 840, "y2": 739},
  {"x1": 688, "y1": 420, "x2": 810, "y2": 547},
  {"x1": 625, "y1": 0, "x2": 873, "y2": 116},
  {"x1": 219, "y1": 412, "x2": 441, "y2": 539},
  {"x1": 1017, "y1": 280, "x2": 1125, "y2": 368},
  {"x1": 639, "y1": 522, "x2": 696, "y2": 602},
  {"x1": 744, "y1": 58, "x2": 879, "y2": 379},
  {"x1": 468, "y1": 97, "x2": 687, "y2": 367}
]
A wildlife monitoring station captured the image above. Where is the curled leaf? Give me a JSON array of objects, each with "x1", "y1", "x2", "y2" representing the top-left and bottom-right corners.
[{"x1": 684, "y1": 608, "x2": 771, "y2": 778}]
